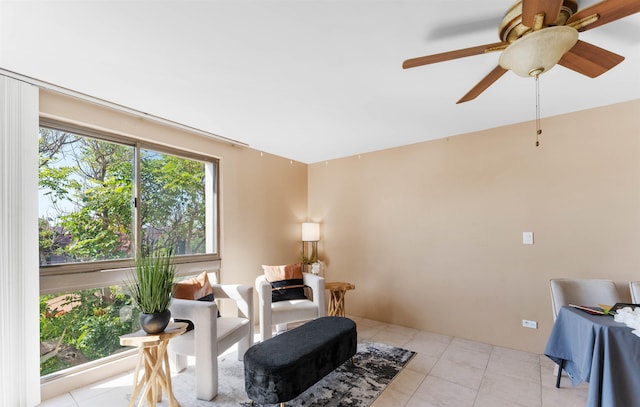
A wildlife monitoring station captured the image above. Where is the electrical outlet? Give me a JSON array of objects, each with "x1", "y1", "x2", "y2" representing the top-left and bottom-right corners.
[{"x1": 522, "y1": 320, "x2": 538, "y2": 329}]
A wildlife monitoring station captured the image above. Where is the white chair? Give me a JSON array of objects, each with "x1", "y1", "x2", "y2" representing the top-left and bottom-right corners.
[
  {"x1": 630, "y1": 281, "x2": 640, "y2": 303},
  {"x1": 168, "y1": 281, "x2": 253, "y2": 400},
  {"x1": 549, "y1": 278, "x2": 621, "y2": 320},
  {"x1": 549, "y1": 278, "x2": 621, "y2": 387},
  {"x1": 256, "y1": 272, "x2": 325, "y2": 341}
]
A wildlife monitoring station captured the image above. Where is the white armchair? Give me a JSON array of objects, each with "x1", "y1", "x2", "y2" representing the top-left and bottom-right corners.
[
  {"x1": 630, "y1": 281, "x2": 640, "y2": 303},
  {"x1": 168, "y1": 281, "x2": 253, "y2": 400},
  {"x1": 256, "y1": 272, "x2": 325, "y2": 341}
]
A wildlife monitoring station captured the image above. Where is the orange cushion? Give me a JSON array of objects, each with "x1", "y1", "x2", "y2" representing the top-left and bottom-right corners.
[
  {"x1": 174, "y1": 271, "x2": 214, "y2": 300},
  {"x1": 173, "y1": 272, "x2": 218, "y2": 330},
  {"x1": 262, "y1": 263, "x2": 303, "y2": 282}
]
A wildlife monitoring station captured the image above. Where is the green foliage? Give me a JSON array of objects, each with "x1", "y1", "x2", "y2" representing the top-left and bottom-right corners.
[
  {"x1": 39, "y1": 165, "x2": 78, "y2": 202},
  {"x1": 38, "y1": 128, "x2": 209, "y2": 263},
  {"x1": 300, "y1": 253, "x2": 318, "y2": 265},
  {"x1": 38, "y1": 218, "x2": 60, "y2": 261},
  {"x1": 140, "y1": 151, "x2": 206, "y2": 254},
  {"x1": 39, "y1": 288, "x2": 134, "y2": 376},
  {"x1": 76, "y1": 312, "x2": 131, "y2": 360},
  {"x1": 59, "y1": 139, "x2": 133, "y2": 260},
  {"x1": 38, "y1": 130, "x2": 134, "y2": 263},
  {"x1": 127, "y1": 249, "x2": 176, "y2": 314},
  {"x1": 40, "y1": 354, "x2": 70, "y2": 374}
]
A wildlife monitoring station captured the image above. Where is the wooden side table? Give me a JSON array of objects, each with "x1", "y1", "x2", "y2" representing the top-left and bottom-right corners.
[
  {"x1": 119, "y1": 322, "x2": 187, "y2": 407},
  {"x1": 325, "y1": 282, "x2": 355, "y2": 317}
]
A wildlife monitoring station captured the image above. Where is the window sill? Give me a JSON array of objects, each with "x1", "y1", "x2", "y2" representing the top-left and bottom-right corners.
[{"x1": 40, "y1": 350, "x2": 137, "y2": 402}]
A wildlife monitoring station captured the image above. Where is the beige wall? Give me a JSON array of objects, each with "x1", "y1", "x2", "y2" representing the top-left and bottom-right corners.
[
  {"x1": 39, "y1": 90, "x2": 308, "y2": 292},
  {"x1": 309, "y1": 99, "x2": 640, "y2": 353},
  {"x1": 40, "y1": 90, "x2": 640, "y2": 354}
]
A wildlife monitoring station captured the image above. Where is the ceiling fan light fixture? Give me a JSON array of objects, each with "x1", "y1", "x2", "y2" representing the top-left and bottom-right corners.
[{"x1": 499, "y1": 26, "x2": 578, "y2": 77}]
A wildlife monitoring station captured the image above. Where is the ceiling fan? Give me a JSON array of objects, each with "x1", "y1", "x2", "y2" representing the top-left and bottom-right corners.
[{"x1": 403, "y1": 0, "x2": 640, "y2": 104}]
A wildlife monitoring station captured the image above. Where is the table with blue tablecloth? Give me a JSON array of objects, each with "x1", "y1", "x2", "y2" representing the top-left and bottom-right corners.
[{"x1": 544, "y1": 306, "x2": 640, "y2": 407}]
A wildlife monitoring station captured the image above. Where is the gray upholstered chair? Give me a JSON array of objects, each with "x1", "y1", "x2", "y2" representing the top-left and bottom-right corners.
[
  {"x1": 255, "y1": 272, "x2": 325, "y2": 341},
  {"x1": 549, "y1": 278, "x2": 621, "y2": 387},
  {"x1": 168, "y1": 280, "x2": 253, "y2": 400},
  {"x1": 630, "y1": 281, "x2": 640, "y2": 303}
]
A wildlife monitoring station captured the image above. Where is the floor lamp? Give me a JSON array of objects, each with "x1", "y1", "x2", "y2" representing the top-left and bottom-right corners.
[{"x1": 301, "y1": 222, "x2": 320, "y2": 264}]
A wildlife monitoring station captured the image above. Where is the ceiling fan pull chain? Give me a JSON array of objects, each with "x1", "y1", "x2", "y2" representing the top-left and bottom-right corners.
[{"x1": 535, "y1": 74, "x2": 541, "y2": 147}]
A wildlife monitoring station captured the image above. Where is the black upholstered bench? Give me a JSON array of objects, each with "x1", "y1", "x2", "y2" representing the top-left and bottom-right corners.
[{"x1": 244, "y1": 316, "x2": 357, "y2": 406}]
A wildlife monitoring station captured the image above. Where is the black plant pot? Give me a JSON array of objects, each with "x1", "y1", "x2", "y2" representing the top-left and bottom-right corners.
[{"x1": 139, "y1": 309, "x2": 171, "y2": 334}]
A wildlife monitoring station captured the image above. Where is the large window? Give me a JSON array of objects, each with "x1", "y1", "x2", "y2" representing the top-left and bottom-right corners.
[{"x1": 38, "y1": 122, "x2": 219, "y2": 378}]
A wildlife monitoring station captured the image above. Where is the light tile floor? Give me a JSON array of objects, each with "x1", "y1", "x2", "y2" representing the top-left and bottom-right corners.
[{"x1": 39, "y1": 316, "x2": 589, "y2": 407}]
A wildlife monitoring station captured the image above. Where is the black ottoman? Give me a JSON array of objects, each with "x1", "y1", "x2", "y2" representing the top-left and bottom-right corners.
[{"x1": 244, "y1": 316, "x2": 357, "y2": 406}]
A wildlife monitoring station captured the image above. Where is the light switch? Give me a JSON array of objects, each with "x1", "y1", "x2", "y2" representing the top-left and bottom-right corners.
[{"x1": 523, "y1": 232, "x2": 534, "y2": 245}]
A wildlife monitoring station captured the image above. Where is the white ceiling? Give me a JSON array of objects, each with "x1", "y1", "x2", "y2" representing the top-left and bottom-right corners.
[{"x1": 1, "y1": 0, "x2": 639, "y2": 163}]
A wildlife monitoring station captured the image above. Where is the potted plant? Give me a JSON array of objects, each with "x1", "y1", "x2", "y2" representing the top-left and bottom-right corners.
[
  {"x1": 127, "y1": 248, "x2": 176, "y2": 334},
  {"x1": 300, "y1": 253, "x2": 322, "y2": 275}
]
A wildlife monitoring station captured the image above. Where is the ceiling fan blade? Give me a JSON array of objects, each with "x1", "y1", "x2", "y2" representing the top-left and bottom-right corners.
[
  {"x1": 402, "y1": 42, "x2": 507, "y2": 69},
  {"x1": 558, "y1": 40, "x2": 624, "y2": 78},
  {"x1": 456, "y1": 66, "x2": 508, "y2": 104},
  {"x1": 522, "y1": 0, "x2": 563, "y2": 28},
  {"x1": 568, "y1": 0, "x2": 640, "y2": 32}
]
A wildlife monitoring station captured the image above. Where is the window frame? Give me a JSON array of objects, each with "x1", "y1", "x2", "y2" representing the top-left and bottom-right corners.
[{"x1": 39, "y1": 118, "x2": 221, "y2": 280}]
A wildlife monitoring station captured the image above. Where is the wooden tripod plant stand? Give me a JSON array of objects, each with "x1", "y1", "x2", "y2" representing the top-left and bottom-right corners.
[{"x1": 119, "y1": 322, "x2": 187, "y2": 407}]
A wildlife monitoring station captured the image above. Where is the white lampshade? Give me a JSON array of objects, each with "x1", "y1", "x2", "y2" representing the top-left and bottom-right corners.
[
  {"x1": 301, "y1": 222, "x2": 320, "y2": 242},
  {"x1": 499, "y1": 26, "x2": 578, "y2": 77}
]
